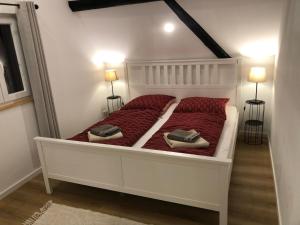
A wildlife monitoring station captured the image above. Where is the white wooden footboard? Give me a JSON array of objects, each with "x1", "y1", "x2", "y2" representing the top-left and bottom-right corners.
[{"x1": 35, "y1": 137, "x2": 233, "y2": 225}]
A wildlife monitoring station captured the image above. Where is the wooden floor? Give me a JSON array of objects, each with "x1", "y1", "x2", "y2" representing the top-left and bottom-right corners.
[{"x1": 0, "y1": 140, "x2": 278, "y2": 225}]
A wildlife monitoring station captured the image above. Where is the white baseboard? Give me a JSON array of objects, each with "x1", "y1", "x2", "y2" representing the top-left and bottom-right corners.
[
  {"x1": 268, "y1": 138, "x2": 282, "y2": 225},
  {"x1": 0, "y1": 167, "x2": 41, "y2": 200}
]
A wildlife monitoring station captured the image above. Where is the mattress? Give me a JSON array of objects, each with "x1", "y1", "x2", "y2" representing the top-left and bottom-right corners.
[{"x1": 134, "y1": 103, "x2": 238, "y2": 159}]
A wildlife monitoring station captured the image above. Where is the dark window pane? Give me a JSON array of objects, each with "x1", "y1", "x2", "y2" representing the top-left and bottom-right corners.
[{"x1": 0, "y1": 24, "x2": 24, "y2": 94}]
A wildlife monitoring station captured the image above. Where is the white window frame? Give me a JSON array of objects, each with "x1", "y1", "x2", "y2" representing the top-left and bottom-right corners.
[{"x1": 0, "y1": 15, "x2": 31, "y2": 103}]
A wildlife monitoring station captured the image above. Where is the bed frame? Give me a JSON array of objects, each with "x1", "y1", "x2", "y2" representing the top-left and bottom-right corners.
[{"x1": 35, "y1": 58, "x2": 239, "y2": 225}]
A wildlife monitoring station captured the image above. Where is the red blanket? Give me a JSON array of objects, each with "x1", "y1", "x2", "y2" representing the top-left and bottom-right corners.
[
  {"x1": 69, "y1": 109, "x2": 160, "y2": 147},
  {"x1": 143, "y1": 112, "x2": 225, "y2": 156}
]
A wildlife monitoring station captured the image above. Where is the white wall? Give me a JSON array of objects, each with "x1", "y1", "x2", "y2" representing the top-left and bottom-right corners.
[
  {"x1": 35, "y1": 0, "x2": 128, "y2": 138},
  {"x1": 35, "y1": 0, "x2": 282, "y2": 138},
  {"x1": 0, "y1": 103, "x2": 40, "y2": 197},
  {"x1": 271, "y1": 0, "x2": 300, "y2": 224}
]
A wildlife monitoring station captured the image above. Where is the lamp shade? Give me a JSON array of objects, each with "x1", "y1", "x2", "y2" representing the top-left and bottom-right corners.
[
  {"x1": 248, "y1": 67, "x2": 267, "y2": 83},
  {"x1": 105, "y1": 69, "x2": 118, "y2": 81}
]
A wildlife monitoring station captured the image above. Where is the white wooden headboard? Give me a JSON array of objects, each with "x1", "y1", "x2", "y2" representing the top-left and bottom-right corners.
[{"x1": 125, "y1": 58, "x2": 239, "y2": 106}]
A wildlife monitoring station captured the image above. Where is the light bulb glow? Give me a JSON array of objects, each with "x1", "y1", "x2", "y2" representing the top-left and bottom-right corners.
[
  {"x1": 164, "y1": 23, "x2": 175, "y2": 33},
  {"x1": 240, "y1": 40, "x2": 277, "y2": 59},
  {"x1": 92, "y1": 50, "x2": 125, "y2": 68}
]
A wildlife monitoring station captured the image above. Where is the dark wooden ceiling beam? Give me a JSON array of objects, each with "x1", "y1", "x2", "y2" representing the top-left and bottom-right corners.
[
  {"x1": 68, "y1": 0, "x2": 161, "y2": 12},
  {"x1": 164, "y1": 0, "x2": 231, "y2": 58}
]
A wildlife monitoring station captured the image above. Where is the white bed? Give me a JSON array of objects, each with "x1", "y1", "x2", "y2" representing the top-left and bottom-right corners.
[{"x1": 35, "y1": 58, "x2": 239, "y2": 225}]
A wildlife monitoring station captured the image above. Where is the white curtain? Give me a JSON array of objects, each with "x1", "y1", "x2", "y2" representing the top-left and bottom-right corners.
[{"x1": 16, "y1": 1, "x2": 60, "y2": 138}]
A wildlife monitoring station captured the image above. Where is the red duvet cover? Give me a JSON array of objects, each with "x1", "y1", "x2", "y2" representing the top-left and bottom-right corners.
[
  {"x1": 143, "y1": 112, "x2": 225, "y2": 156},
  {"x1": 69, "y1": 109, "x2": 160, "y2": 147}
]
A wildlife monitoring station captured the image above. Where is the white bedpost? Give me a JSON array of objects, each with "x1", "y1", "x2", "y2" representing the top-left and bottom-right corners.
[
  {"x1": 219, "y1": 163, "x2": 231, "y2": 225},
  {"x1": 219, "y1": 194, "x2": 228, "y2": 225},
  {"x1": 36, "y1": 140, "x2": 53, "y2": 194}
]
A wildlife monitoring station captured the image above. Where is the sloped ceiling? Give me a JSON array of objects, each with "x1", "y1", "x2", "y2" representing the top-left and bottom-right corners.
[
  {"x1": 179, "y1": 0, "x2": 283, "y2": 58},
  {"x1": 38, "y1": 0, "x2": 283, "y2": 60}
]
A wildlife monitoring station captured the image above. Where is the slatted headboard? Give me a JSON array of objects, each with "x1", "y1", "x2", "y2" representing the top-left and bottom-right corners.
[{"x1": 126, "y1": 58, "x2": 239, "y2": 105}]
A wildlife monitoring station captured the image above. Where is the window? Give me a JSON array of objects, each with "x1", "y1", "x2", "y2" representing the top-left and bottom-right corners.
[{"x1": 0, "y1": 15, "x2": 30, "y2": 104}]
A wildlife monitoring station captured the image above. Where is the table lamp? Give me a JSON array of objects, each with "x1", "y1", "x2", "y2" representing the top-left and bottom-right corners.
[
  {"x1": 248, "y1": 67, "x2": 266, "y2": 101},
  {"x1": 105, "y1": 69, "x2": 118, "y2": 97}
]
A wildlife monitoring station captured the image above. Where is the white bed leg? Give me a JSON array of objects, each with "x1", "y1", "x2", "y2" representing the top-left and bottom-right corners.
[
  {"x1": 220, "y1": 208, "x2": 228, "y2": 225},
  {"x1": 220, "y1": 195, "x2": 228, "y2": 225},
  {"x1": 43, "y1": 174, "x2": 53, "y2": 194},
  {"x1": 37, "y1": 141, "x2": 53, "y2": 194}
]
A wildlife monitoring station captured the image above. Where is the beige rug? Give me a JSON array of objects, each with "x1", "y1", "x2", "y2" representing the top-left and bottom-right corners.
[{"x1": 23, "y1": 201, "x2": 151, "y2": 225}]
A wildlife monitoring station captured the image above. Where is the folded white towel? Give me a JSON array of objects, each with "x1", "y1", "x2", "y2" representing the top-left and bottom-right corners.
[
  {"x1": 163, "y1": 132, "x2": 209, "y2": 149},
  {"x1": 88, "y1": 131, "x2": 123, "y2": 142}
]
